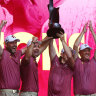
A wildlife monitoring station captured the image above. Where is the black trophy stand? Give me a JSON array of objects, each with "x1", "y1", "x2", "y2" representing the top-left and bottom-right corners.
[{"x1": 47, "y1": 0, "x2": 64, "y2": 38}]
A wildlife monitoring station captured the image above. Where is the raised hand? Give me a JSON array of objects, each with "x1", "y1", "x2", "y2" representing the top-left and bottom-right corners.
[
  {"x1": 0, "y1": 20, "x2": 6, "y2": 55},
  {"x1": 0, "y1": 20, "x2": 7, "y2": 30},
  {"x1": 56, "y1": 31, "x2": 64, "y2": 41},
  {"x1": 82, "y1": 22, "x2": 88, "y2": 33},
  {"x1": 32, "y1": 37, "x2": 38, "y2": 42},
  {"x1": 89, "y1": 20, "x2": 93, "y2": 32}
]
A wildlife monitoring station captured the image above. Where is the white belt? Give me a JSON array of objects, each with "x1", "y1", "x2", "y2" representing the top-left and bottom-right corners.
[{"x1": 0, "y1": 89, "x2": 20, "y2": 93}]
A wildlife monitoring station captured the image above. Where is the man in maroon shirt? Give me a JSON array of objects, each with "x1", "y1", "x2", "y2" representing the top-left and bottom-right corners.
[
  {"x1": 73, "y1": 21, "x2": 96, "y2": 96},
  {"x1": 48, "y1": 32, "x2": 74, "y2": 96},
  {"x1": 0, "y1": 20, "x2": 26, "y2": 96},
  {"x1": 20, "y1": 36, "x2": 52, "y2": 96}
]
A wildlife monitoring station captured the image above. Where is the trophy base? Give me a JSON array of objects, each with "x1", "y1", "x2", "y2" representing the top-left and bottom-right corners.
[{"x1": 47, "y1": 27, "x2": 64, "y2": 38}]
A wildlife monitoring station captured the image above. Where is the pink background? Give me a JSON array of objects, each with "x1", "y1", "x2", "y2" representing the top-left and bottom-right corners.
[{"x1": 0, "y1": 0, "x2": 96, "y2": 96}]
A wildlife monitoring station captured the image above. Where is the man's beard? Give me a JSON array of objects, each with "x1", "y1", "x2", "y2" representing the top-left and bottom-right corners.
[{"x1": 6, "y1": 47, "x2": 16, "y2": 54}]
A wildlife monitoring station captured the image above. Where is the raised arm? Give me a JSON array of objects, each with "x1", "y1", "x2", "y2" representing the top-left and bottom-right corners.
[
  {"x1": 73, "y1": 22, "x2": 88, "y2": 60},
  {"x1": 57, "y1": 33, "x2": 74, "y2": 69},
  {"x1": 38, "y1": 36, "x2": 53, "y2": 55},
  {"x1": 20, "y1": 36, "x2": 49, "y2": 55},
  {"x1": 21, "y1": 47, "x2": 27, "y2": 55},
  {"x1": 0, "y1": 20, "x2": 7, "y2": 58},
  {"x1": 89, "y1": 21, "x2": 96, "y2": 60},
  {"x1": 49, "y1": 39, "x2": 56, "y2": 61}
]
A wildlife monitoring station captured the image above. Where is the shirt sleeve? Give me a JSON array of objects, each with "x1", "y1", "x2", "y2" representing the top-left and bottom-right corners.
[{"x1": 21, "y1": 56, "x2": 30, "y2": 66}]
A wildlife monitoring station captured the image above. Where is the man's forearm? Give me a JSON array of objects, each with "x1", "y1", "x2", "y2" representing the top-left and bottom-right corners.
[
  {"x1": 41, "y1": 36, "x2": 53, "y2": 44},
  {"x1": 49, "y1": 39, "x2": 56, "y2": 61},
  {"x1": 61, "y1": 39, "x2": 72, "y2": 58},
  {"x1": 25, "y1": 44, "x2": 34, "y2": 60},
  {"x1": 74, "y1": 30, "x2": 85, "y2": 47}
]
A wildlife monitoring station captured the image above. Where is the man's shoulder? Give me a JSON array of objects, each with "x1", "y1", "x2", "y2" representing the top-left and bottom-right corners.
[
  {"x1": 52, "y1": 55, "x2": 59, "y2": 62},
  {"x1": 16, "y1": 50, "x2": 22, "y2": 54},
  {"x1": 51, "y1": 55, "x2": 60, "y2": 67},
  {"x1": 75, "y1": 57, "x2": 81, "y2": 62},
  {"x1": 15, "y1": 50, "x2": 22, "y2": 56},
  {"x1": 2, "y1": 49, "x2": 10, "y2": 55},
  {"x1": 90, "y1": 57, "x2": 96, "y2": 64},
  {"x1": 21, "y1": 56, "x2": 35, "y2": 66}
]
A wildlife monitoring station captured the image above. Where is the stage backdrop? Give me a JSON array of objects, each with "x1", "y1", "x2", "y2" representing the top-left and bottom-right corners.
[{"x1": 0, "y1": 0, "x2": 96, "y2": 96}]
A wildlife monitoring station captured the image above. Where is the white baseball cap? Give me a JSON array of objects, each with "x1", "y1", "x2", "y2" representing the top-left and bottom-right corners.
[
  {"x1": 5, "y1": 35, "x2": 20, "y2": 43},
  {"x1": 79, "y1": 44, "x2": 92, "y2": 51},
  {"x1": 27, "y1": 39, "x2": 41, "y2": 47},
  {"x1": 27, "y1": 39, "x2": 32, "y2": 47}
]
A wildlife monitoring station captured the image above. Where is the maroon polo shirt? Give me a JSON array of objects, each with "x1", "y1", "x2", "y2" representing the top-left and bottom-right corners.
[
  {"x1": 48, "y1": 55, "x2": 73, "y2": 96},
  {"x1": 0, "y1": 49, "x2": 22, "y2": 89},
  {"x1": 73, "y1": 57, "x2": 96, "y2": 95},
  {"x1": 20, "y1": 56, "x2": 39, "y2": 92}
]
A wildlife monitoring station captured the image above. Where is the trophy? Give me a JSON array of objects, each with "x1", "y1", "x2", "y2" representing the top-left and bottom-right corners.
[{"x1": 47, "y1": 0, "x2": 64, "y2": 38}]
